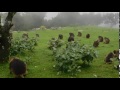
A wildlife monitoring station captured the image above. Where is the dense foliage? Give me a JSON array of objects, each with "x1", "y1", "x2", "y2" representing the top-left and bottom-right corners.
[
  {"x1": 53, "y1": 41, "x2": 98, "y2": 74},
  {"x1": 48, "y1": 38, "x2": 65, "y2": 50},
  {"x1": 10, "y1": 37, "x2": 38, "y2": 56}
]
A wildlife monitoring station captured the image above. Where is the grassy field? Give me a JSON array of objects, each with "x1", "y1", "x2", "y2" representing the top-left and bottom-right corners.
[{"x1": 0, "y1": 26, "x2": 119, "y2": 78}]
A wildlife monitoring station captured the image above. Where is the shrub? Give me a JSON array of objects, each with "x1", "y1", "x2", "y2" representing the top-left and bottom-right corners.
[
  {"x1": 53, "y1": 41, "x2": 98, "y2": 75},
  {"x1": 40, "y1": 25, "x2": 46, "y2": 30},
  {"x1": 10, "y1": 37, "x2": 38, "y2": 56},
  {"x1": 48, "y1": 38, "x2": 64, "y2": 50}
]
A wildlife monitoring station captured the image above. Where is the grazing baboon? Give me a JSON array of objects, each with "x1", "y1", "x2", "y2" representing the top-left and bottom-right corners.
[
  {"x1": 77, "y1": 32, "x2": 82, "y2": 37},
  {"x1": 51, "y1": 38, "x2": 55, "y2": 40},
  {"x1": 93, "y1": 40, "x2": 99, "y2": 47},
  {"x1": 68, "y1": 36, "x2": 74, "y2": 42},
  {"x1": 104, "y1": 37, "x2": 110, "y2": 44},
  {"x1": 9, "y1": 58, "x2": 27, "y2": 78},
  {"x1": 104, "y1": 52, "x2": 114, "y2": 63},
  {"x1": 69, "y1": 33, "x2": 74, "y2": 37},
  {"x1": 98, "y1": 36, "x2": 103, "y2": 42},
  {"x1": 58, "y1": 34, "x2": 63, "y2": 39},
  {"x1": 22, "y1": 33, "x2": 29, "y2": 39},
  {"x1": 36, "y1": 34, "x2": 39, "y2": 37},
  {"x1": 86, "y1": 34, "x2": 90, "y2": 38},
  {"x1": 113, "y1": 50, "x2": 119, "y2": 58}
]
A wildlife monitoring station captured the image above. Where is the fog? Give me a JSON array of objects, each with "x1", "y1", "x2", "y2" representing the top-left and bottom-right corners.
[
  {"x1": 45, "y1": 12, "x2": 118, "y2": 20},
  {"x1": 0, "y1": 12, "x2": 119, "y2": 30}
]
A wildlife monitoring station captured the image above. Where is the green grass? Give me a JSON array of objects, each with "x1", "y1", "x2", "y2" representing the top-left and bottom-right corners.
[{"x1": 0, "y1": 26, "x2": 119, "y2": 78}]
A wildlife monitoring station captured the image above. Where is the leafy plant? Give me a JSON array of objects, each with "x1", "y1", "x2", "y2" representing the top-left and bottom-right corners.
[
  {"x1": 48, "y1": 38, "x2": 64, "y2": 50},
  {"x1": 80, "y1": 45, "x2": 98, "y2": 64},
  {"x1": 53, "y1": 41, "x2": 98, "y2": 75},
  {"x1": 40, "y1": 25, "x2": 46, "y2": 30},
  {"x1": 10, "y1": 36, "x2": 38, "y2": 56}
]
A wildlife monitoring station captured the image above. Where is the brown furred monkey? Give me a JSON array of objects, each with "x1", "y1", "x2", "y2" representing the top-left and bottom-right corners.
[
  {"x1": 9, "y1": 58, "x2": 27, "y2": 78},
  {"x1": 113, "y1": 50, "x2": 119, "y2": 58},
  {"x1": 36, "y1": 34, "x2": 39, "y2": 37},
  {"x1": 69, "y1": 33, "x2": 74, "y2": 37},
  {"x1": 86, "y1": 34, "x2": 90, "y2": 38},
  {"x1": 93, "y1": 40, "x2": 99, "y2": 47},
  {"x1": 104, "y1": 52, "x2": 114, "y2": 63},
  {"x1": 22, "y1": 33, "x2": 29, "y2": 39},
  {"x1": 68, "y1": 36, "x2": 74, "y2": 42},
  {"x1": 58, "y1": 34, "x2": 63, "y2": 39},
  {"x1": 77, "y1": 32, "x2": 82, "y2": 37},
  {"x1": 104, "y1": 37, "x2": 110, "y2": 44},
  {"x1": 98, "y1": 36, "x2": 103, "y2": 42},
  {"x1": 68, "y1": 32, "x2": 75, "y2": 42}
]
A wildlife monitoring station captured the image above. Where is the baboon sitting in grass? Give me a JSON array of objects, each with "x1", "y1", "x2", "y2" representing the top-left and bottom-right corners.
[
  {"x1": 69, "y1": 33, "x2": 74, "y2": 37},
  {"x1": 93, "y1": 40, "x2": 99, "y2": 47},
  {"x1": 98, "y1": 36, "x2": 103, "y2": 42},
  {"x1": 77, "y1": 32, "x2": 82, "y2": 37},
  {"x1": 104, "y1": 37, "x2": 110, "y2": 44},
  {"x1": 9, "y1": 58, "x2": 27, "y2": 78},
  {"x1": 58, "y1": 34, "x2": 63, "y2": 39},
  {"x1": 22, "y1": 33, "x2": 29, "y2": 39},
  {"x1": 36, "y1": 34, "x2": 39, "y2": 37},
  {"x1": 68, "y1": 36, "x2": 74, "y2": 42},
  {"x1": 104, "y1": 52, "x2": 114, "y2": 63},
  {"x1": 86, "y1": 34, "x2": 90, "y2": 38},
  {"x1": 113, "y1": 50, "x2": 119, "y2": 59}
]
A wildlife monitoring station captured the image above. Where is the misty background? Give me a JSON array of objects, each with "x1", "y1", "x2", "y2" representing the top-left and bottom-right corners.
[{"x1": 0, "y1": 12, "x2": 119, "y2": 31}]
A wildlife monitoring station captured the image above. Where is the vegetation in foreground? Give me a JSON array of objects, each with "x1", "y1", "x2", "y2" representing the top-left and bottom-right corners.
[{"x1": 0, "y1": 26, "x2": 119, "y2": 78}]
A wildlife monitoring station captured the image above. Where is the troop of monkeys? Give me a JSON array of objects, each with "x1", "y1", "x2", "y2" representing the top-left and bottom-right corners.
[
  {"x1": 9, "y1": 32, "x2": 118, "y2": 78},
  {"x1": 22, "y1": 32, "x2": 109, "y2": 48},
  {"x1": 22, "y1": 33, "x2": 39, "y2": 39},
  {"x1": 93, "y1": 36, "x2": 110, "y2": 47},
  {"x1": 68, "y1": 32, "x2": 110, "y2": 47}
]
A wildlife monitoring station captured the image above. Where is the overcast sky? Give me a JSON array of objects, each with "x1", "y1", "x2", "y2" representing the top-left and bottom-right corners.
[
  {"x1": 44, "y1": 12, "x2": 119, "y2": 20},
  {"x1": 1, "y1": 12, "x2": 118, "y2": 20}
]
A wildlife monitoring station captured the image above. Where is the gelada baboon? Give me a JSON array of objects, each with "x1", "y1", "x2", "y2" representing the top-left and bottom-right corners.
[
  {"x1": 51, "y1": 37, "x2": 55, "y2": 40},
  {"x1": 113, "y1": 50, "x2": 119, "y2": 59},
  {"x1": 68, "y1": 33, "x2": 74, "y2": 42},
  {"x1": 22, "y1": 33, "x2": 29, "y2": 38},
  {"x1": 104, "y1": 37, "x2": 110, "y2": 44},
  {"x1": 104, "y1": 52, "x2": 114, "y2": 63},
  {"x1": 93, "y1": 40, "x2": 99, "y2": 47},
  {"x1": 77, "y1": 32, "x2": 82, "y2": 37},
  {"x1": 36, "y1": 34, "x2": 39, "y2": 37},
  {"x1": 9, "y1": 58, "x2": 27, "y2": 78},
  {"x1": 69, "y1": 33, "x2": 74, "y2": 37},
  {"x1": 68, "y1": 36, "x2": 74, "y2": 42},
  {"x1": 58, "y1": 34, "x2": 63, "y2": 39},
  {"x1": 98, "y1": 36, "x2": 103, "y2": 42},
  {"x1": 86, "y1": 34, "x2": 90, "y2": 38}
]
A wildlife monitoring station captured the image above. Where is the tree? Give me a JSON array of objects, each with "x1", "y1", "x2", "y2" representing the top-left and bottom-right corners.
[
  {"x1": 103, "y1": 13, "x2": 119, "y2": 27},
  {"x1": 12, "y1": 12, "x2": 46, "y2": 30},
  {"x1": 0, "y1": 12, "x2": 16, "y2": 62}
]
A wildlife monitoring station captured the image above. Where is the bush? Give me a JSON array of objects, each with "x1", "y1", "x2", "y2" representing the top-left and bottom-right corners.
[
  {"x1": 48, "y1": 38, "x2": 64, "y2": 50},
  {"x1": 53, "y1": 41, "x2": 98, "y2": 75},
  {"x1": 10, "y1": 37, "x2": 38, "y2": 56},
  {"x1": 40, "y1": 25, "x2": 46, "y2": 30}
]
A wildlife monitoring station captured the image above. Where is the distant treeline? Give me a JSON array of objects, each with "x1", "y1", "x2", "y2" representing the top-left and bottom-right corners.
[{"x1": 1, "y1": 12, "x2": 119, "y2": 30}]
